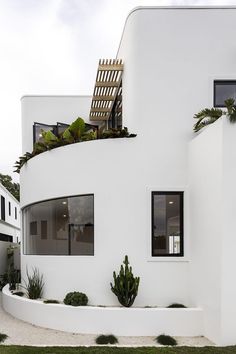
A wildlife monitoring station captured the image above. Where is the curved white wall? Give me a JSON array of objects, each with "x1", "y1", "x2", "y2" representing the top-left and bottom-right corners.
[
  {"x1": 20, "y1": 139, "x2": 189, "y2": 306},
  {"x1": 2, "y1": 285, "x2": 203, "y2": 336}
]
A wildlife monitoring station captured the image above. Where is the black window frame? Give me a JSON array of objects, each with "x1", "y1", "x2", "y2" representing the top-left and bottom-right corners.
[
  {"x1": 151, "y1": 191, "x2": 184, "y2": 257},
  {"x1": 214, "y1": 80, "x2": 236, "y2": 107},
  {"x1": 1, "y1": 195, "x2": 5, "y2": 221},
  {"x1": 15, "y1": 207, "x2": 17, "y2": 220},
  {"x1": 8, "y1": 201, "x2": 11, "y2": 216}
]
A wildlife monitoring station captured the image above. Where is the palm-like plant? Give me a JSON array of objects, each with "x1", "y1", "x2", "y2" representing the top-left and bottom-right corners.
[{"x1": 193, "y1": 98, "x2": 236, "y2": 132}]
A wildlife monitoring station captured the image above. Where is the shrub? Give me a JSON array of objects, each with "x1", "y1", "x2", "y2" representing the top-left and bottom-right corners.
[
  {"x1": 95, "y1": 334, "x2": 118, "y2": 345},
  {"x1": 63, "y1": 291, "x2": 88, "y2": 306},
  {"x1": 167, "y1": 303, "x2": 187, "y2": 308},
  {"x1": 0, "y1": 272, "x2": 8, "y2": 291},
  {"x1": 44, "y1": 299, "x2": 60, "y2": 304},
  {"x1": 0, "y1": 333, "x2": 8, "y2": 343},
  {"x1": 156, "y1": 334, "x2": 177, "y2": 346},
  {"x1": 12, "y1": 291, "x2": 24, "y2": 297},
  {"x1": 25, "y1": 267, "x2": 44, "y2": 299},
  {"x1": 110, "y1": 255, "x2": 140, "y2": 307}
]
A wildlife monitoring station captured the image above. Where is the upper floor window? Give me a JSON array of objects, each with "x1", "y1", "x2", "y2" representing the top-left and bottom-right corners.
[
  {"x1": 1, "y1": 196, "x2": 5, "y2": 221},
  {"x1": 23, "y1": 194, "x2": 94, "y2": 256},
  {"x1": 8, "y1": 202, "x2": 11, "y2": 216},
  {"x1": 214, "y1": 80, "x2": 236, "y2": 107},
  {"x1": 15, "y1": 207, "x2": 17, "y2": 220},
  {"x1": 152, "y1": 192, "x2": 183, "y2": 257}
]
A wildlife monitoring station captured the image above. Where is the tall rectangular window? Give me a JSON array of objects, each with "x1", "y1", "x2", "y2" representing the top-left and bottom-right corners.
[
  {"x1": 8, "y1": 202, "x2": 11, "y2": 216},
  {"x1": 214, "y1": 80, "x2": 236, "y2": 107},
  {"x1": 1, "y1": 196, "x2": 5, "y2": 221},
  {"x1": 152, "y1": 192, "x2": 183, "y2": 257},
  {"x1": 15, "y1": 207, "x2": 17, "y2": 220}
]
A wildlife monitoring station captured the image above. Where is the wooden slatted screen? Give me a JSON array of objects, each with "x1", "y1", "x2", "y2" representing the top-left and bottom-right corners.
[{"x1": 89, "y1": 59, "x2": 123, "y2": 122}]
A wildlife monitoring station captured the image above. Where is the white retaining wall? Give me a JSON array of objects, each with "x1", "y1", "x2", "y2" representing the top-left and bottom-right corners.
[{"x1": 2, "y1": 285, "x2": 203, "y2": 336}]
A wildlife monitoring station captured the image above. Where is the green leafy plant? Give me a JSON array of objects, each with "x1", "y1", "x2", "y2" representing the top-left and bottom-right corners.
[
  {"x1": 12, "y1": 291, "x2": 24, "y2": 297},
  {"x1": 14, "y1": 117, "x2": 136, "y2": 173},
  {"x1": 110, "y1": 255, "x2": 140, "y2": 307},
  {"x1": 24, "y1": 267, "x2": 44, "y2": 299},
  {"x1": 95, "y1": 334, "x2": 118, "y2": 345},
  {"x1": 0, "y1": 173, "x2": 20, "y2": 201},
  {"x1": 193, "y1": 98, "x2": 236, "y2": 132},
  {"x1": 156, "y1": 334, "x2": 177, "y2": 346},
  {"x1": 0, "y1": 272, "x2": 8, "y2": 291},
  {"x1": 0, "y1": 333, "x2": 8, "y2": 343},
  {"x1": 43, "y1": 299, "x2": 60, "y2": 304},
  {"x1": 167, "y1": 303, "x2": 187, "y2": 308},
  {"x1": 63, "y1": 291, "x2": 88, "y2": 306}
]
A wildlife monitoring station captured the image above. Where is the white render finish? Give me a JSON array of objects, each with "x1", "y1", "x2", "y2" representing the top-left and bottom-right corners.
[
  {"x1": 0, "y1": 183, "x2": 20, "y2": 243},
  {"x1": 15, "y1": 6, "x2": 236, "y2": 346},
  {"x1": 2, "y1": 285, "x2": 203, "y2": 336}
]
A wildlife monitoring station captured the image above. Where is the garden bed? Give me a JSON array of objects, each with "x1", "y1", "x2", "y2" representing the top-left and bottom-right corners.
[{"x1": 2, "y1": 285, "x2": 203, "y2": 337}]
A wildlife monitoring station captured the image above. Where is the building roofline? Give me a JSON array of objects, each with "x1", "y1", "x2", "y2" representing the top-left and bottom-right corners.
[
  {"x1": 116, "y1": 5, "x2": 236, "y2": 58},
  {"x1": 21, "y1": 95, "x2": 92, "y2": 100},
  {"x1": 0, "y1": 182, "x2": 20, "y2": 205}
]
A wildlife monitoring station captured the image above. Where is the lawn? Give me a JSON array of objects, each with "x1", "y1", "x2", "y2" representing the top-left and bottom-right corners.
[{"x1": 0, "y1": 347, "x2": 236, "y2": 354}]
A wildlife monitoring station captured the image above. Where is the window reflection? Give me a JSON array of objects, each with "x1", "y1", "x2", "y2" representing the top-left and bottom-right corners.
[
  {"x1": 152, "y1": 192, "x2": 183, "y2": 256},
  {"x1": 23, "y1": 195, "x2": 94, "y2": 255}
]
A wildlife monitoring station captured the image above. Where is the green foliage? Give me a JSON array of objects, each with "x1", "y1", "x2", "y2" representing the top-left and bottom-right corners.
[
  {"x1": 63, "y1": 291, "x2": 88, "y2": 306},
  {"x1": 156, "y1": 334, "x2": 177, "y2": 346},
  {"x1": 193, "y1": 98, "x2": 236, "y2": 132},
  {"x1": 95, "y1": 335, "x2": 118, "y2": 345},
  {"x1": 24, "y1": 267, "x2": 44, "y2": 299},
  {"x1": 0, "y1": 272, "x2": 8, "y2": 290},
  {"x1": 0, "y1": 173, "x2": 20, "y2": 201},
  {"x1": 110, "y1": 255, "x2": 140, "y2": 307},
  {"x1": 167, "y1": 303, "x2": 187, "y2": 308},
  {"x1": 12, "y1": 291, "x2": 24, "y2": 297},
  {"x1": 0, "y1": 333, "x2": 8, "y2": 343},
  {"x1": 14, "y1": 117, "x2": 137, "y2": 173},
  {"x1": 43, "y1": 299, "x2": 60, "y2": 304}
]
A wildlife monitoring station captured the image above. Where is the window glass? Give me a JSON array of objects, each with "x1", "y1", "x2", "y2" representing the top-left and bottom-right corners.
[
  {"x1": 1, "y1": 196, "x2": 5, "y2": 221},
  {"x1": 9, "y1": 202, "x2": 11, "y2": 216},
  {"x1": 23, "y1": 195, "x2": 94, "y2": 255},
  {"x1": 214, "y1": 81, "x2": 236, "y2": 107},
  {"x1": 152, "y1": 192, "x2": 183, "y2": 256},
  {"x1": 33, "y1": 123, "x2": 56, "y2": 144}
]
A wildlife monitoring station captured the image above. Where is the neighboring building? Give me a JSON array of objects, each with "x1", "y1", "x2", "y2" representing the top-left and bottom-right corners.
[
  {"x1": 18, "y1": 6, "x2": 236, "y2": 345},
  {"x1": 0, "y1": 182, "x2": 20, "y2": 243}
]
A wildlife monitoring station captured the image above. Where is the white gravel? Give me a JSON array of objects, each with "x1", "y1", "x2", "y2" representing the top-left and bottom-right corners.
[{"x1": 0, "y1": 294, "x2": 214, "y2": 347}]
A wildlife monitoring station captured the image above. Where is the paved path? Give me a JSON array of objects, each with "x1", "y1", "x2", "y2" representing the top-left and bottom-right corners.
[{"x1": 0, "y1": 294, "x2": 213, "y2": 347}]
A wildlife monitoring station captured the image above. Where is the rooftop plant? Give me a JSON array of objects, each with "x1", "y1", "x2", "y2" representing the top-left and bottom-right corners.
[
  {"x1": 193, "y1": 98, "x2": 236, "y2": 132},
  {"x1": 110, "y1": 255, "x2": 140, "y2": 307},
  {"x1": 95, "y1": 334, "x2": 118, "y2": 345},
  {"x1": 14, "y1": 117, "x2": 136, "y2": 173},
  {"x1": 156, "y1": 334, "x2": 177, "y2": 346}
]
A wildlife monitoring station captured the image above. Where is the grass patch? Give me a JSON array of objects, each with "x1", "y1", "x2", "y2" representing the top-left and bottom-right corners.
[
  {"x1": 156, "y1": 334, "x2": 177, "y2": 346},
  {"x1": 0, "y1": 333, "x2": 8, "y2": 343},
  {"x1": 43, "y1": 299, "x2": 60, "y2": 304},
  {"x1": 96, "y1": 334, "x2": 118, "y2": 345},
  {"x1": 1, "y1": 346, "x2": 236, "y2": 353}
]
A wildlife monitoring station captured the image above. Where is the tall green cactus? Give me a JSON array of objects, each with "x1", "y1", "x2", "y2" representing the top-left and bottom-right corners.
[{"x1": 110, "y1": 255, "x2": 140, "y2": 307}]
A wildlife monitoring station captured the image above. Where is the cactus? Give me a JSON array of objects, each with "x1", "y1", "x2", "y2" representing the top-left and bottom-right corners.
[{"x1": 110, "y1": 255, "x2": 140, "y2": 307}]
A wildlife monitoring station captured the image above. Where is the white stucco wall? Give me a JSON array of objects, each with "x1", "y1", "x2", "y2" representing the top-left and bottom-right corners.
[
  {"x1": 19, "y1": 6, "x2": 236, "y2": 343},
  {"x1": 188, "y1": 119, "x2": 223, "y2": 344}
]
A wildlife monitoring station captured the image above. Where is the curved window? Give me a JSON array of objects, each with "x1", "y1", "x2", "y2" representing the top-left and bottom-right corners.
[{"x1": 23, "y1": 195, "x2": 94, "y2": 255}]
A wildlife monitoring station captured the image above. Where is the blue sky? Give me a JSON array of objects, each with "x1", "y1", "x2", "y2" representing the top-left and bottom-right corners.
[{"x1": 0, "y1": 0, "x2": 236, "y2": 180}]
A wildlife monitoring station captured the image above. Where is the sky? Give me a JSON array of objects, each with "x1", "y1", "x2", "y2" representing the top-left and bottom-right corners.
[{"x1": 0, "y1": 0, "x2": 236, "y2": 182}]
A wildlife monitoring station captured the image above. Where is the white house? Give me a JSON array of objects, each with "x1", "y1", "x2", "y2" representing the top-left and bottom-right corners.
[
  {"x1": 4, "y1": 6, "x2": 236, "y2": 346},
  {"x1": 0, "y1": 182, "x2": 20, "y2": 244}
]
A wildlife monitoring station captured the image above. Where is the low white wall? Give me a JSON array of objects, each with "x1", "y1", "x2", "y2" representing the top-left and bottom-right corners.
[{"x1": 2, "y1": 285, "x2": 203, "y2": 336}]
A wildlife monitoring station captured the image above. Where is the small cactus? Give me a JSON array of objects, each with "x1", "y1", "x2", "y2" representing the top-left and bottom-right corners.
[{"x1": 110, "y1": 255, "x2": 140, "y2": 307}]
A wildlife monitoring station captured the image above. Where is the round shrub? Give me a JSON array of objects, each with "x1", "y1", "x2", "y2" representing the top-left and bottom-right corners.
[
  {"x1": 63, "y1": 291, "x2": 88, "y2": 306},
  {"x1": 96, "y1": 334, "x2": 118, "y2": 345},
  {"x1": 156, "y1": 334, "x2": 177, "y2": 346},
  {"x1": 167, "y1": 303, "x2": 186, "y2": 308}
]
